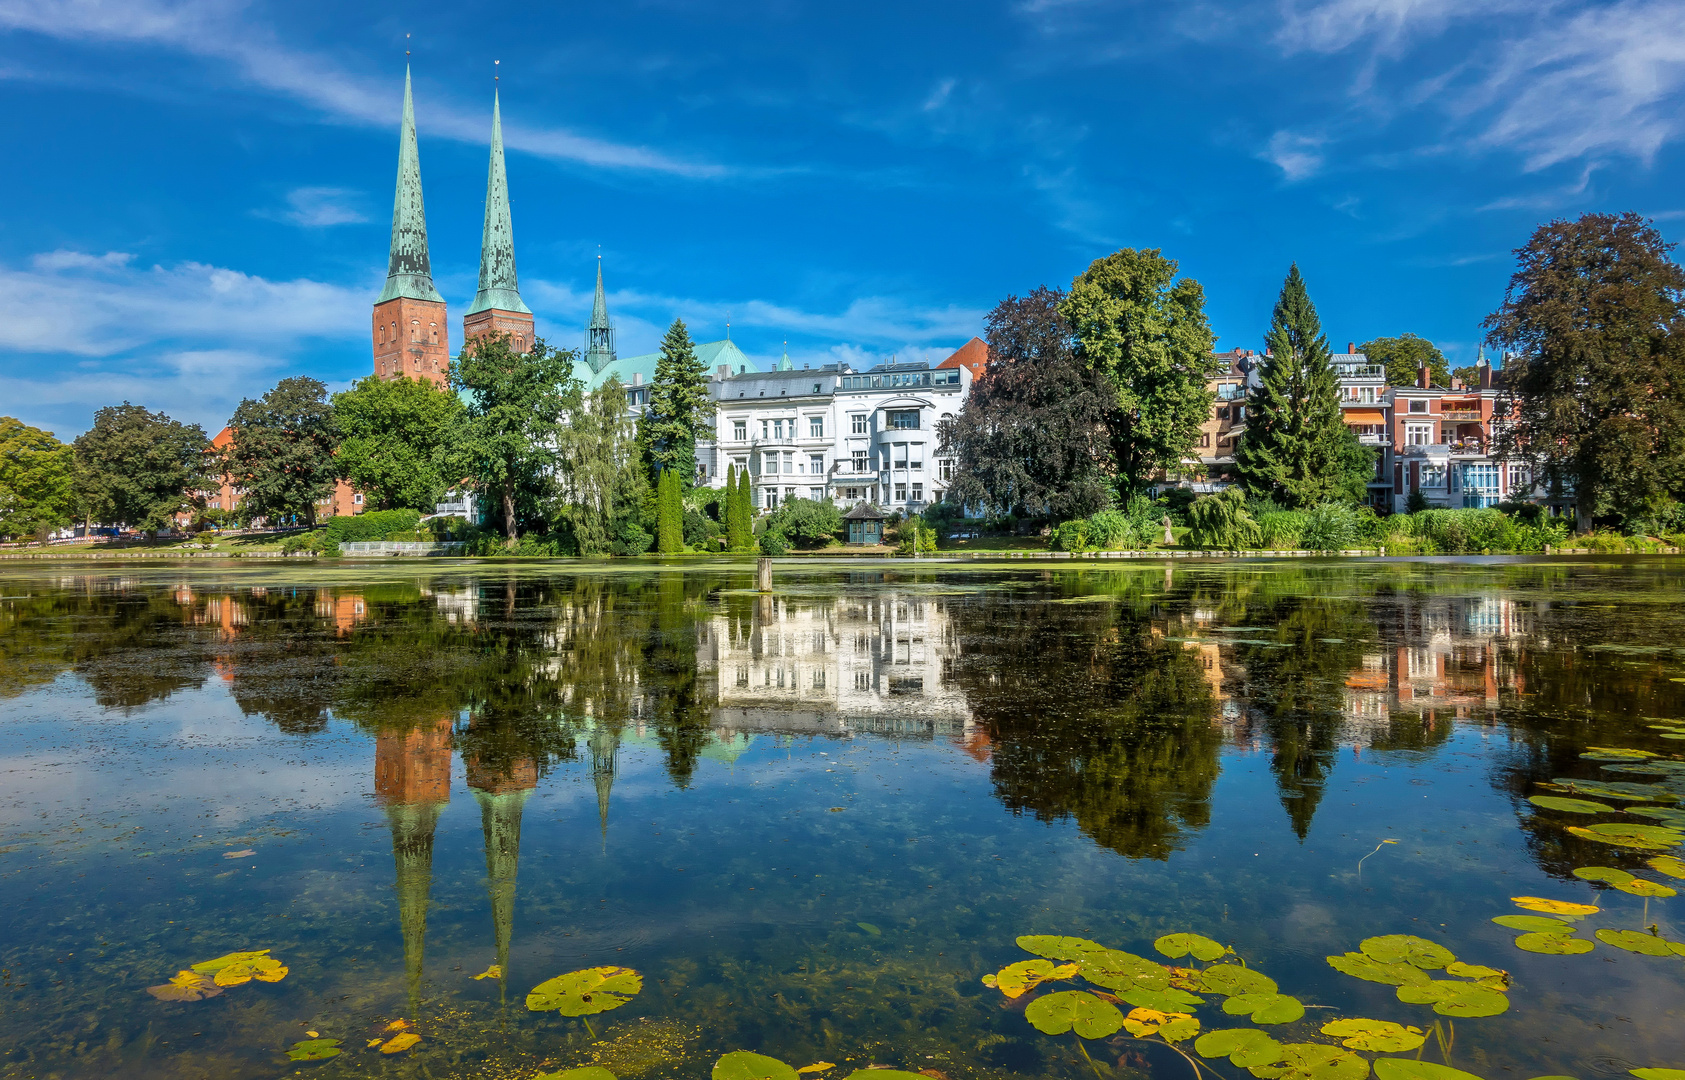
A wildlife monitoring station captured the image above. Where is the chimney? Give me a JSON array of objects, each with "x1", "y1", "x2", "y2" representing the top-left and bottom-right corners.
[
  {"x1": 1417, "y1": 366, "x2": 1430, "y2": 389},
  {"x1": 1478, "y1": 360, "x2": 1492, "y2": 389},
  {"x1": 633, "y1": 372, "x2": 642, "y2": 386},
  {"x1": 718, "y1": 364, "x2": 730, "y2": 378},
  {"x1": 1347, "y1": 342, "x2": 1356, "y2": 354}
]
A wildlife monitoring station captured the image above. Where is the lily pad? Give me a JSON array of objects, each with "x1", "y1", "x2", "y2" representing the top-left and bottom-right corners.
[
  {"x1": 1326, "y1": 952, "x2": 1431, "y2": 985},
  {"x1": 1583, "y1": 747, "x2": 1659, "y2": 759},
  {"x1": 1121, "y1": 1007, "x2": 1199, "y2": 1042},
  {"x1": 984, "y1": 959, "x2": 1079, "y2": 998},
  {"x1": 1512, "y1": 897, "x2": 1599, "y2": 915},
  {"x1": 1223, "y1": 993, "x2": 1306, "y2": 1024},
  {"x1": 1194, "y1": 1028, "x2": 1281, "y2": 1067},
  {"x1": 379, "y1": 1032, "x2": 421, "y2": 1054},
  {"x1": 1198, "y1": 964, "x2": 1279, "y2": 996},
  {"x1": 1024, "y1": 990, "x2": 1124, "y2": 1038},
  {"x1": 714, "y1": 1052, "x2": 799, "y2": 1080},
  {"x1": 1359, "y1": 935, "x2": 1454, "y2": 969},
  {"x1": 1117, "y1": 986, "x2": 1205, "y2": 1012},
  {"x1": 1629, "y1": 807, "x2": 1685, "y2": 825},
  {"x1": 1572, "y1": 866, "x2": 1634, "y2": 884},
  {"x1": 1647, "y1": 855, "x2": 1685, "y2": 879},
  {"x1": 214, "y1": 956, "x2": 287, "y2": 986},
  {"x1": 1320, "y1": 1018, "x2": 1426, "y2": 1052},
  {"x1": 1492, "y1": 914, "x2": 1576, "y2": 933},
  {"x1": 1567, "y1": 824, "x2": 1683, "y2": 851},
  {"x1": 1548, "y1": 779, "x2": 1674, "y2": 801},
  {"x1": 1444, "y1": 962, "x2": 1505, "y2": 981},
  {"x1": 1016, "y1": 935, "x2": 1107, "y2": 960},
  {"x1": 1434, "y1": 989, "x2": 1510, "y2": 1017},
  {"x1": 537, "y1": 1069, "x2": 619, "y2": 1080},
  {"x1": 1375, "y1": 1063, "x2": 1485, "y2": 1080},
  {"x1": 145, "y1": 970, "x2": 223, "y2": 1002},
  {"x1": 1631, "y1": 1071, "x2": 1685, "y2": 1080},
  {"x1": 1613, "y1": 878, "x2": 1677, "y2": 897},
  {"x1": 1247, "y1": 1042, "x2": 1369, "y2": 1080},
  {"x1": 285, "y1": 1038, "x2": 342, "y2": 1062},
  {"x1": 1593, "y1": 929, "x2": 1676, "y2": 956},
  {"x1": 190, "y1": 950, "x2": 273, "y2": 974},
  {"x1": 1154, "y1": 933, "x2": 1228, "y2": 962},
  {"x1": 526, "y1": 966, "x2": 643, "y2": 1016},
  {"x1": 1077, "y1": 949, "x2": 1171, "y2": 992},
  {"x1": 1529, "y1": 796, "x2": 1615, "y2": 814},
  {"x1": 1514, "y1": 933, "x2": 1594, "y2": 955}
]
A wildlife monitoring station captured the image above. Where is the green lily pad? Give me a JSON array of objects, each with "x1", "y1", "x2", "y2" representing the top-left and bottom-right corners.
[
  {"x1": 1582, "y1": 747, "x2": 1659, "y2": 759},
  {"x1": 1154, "y1": 933, "x2": 1228, "y2": 962},
  {"x1": 1567, "y1": 823, "x2": 1684, "y2": 850},
  {"x1": 1548, "y1": 779, "x2": 1673, "y2": 801},
  {"x1": 1444, "y1": 962, "x2": 1505, "y2": 980},
  {"x1": 1017, "y1": 935, "x2": 1107, "y2": 960},
  {"x1": 1515, "y1": 933, "x2": 1594, "y2": 955},
  {"x1": 1117, "y1": 986, "x2": 1204, "y2": 1011},
  {"x1": 1326, "y1": 952, "x2": 1431, "y2": 985},
  {"x1": 1359, "y1": 935, "x2": 1454, "y2": 969},
  {"x1": 1631, "y1": 1071, "x2": 1685, "y2": 1080},
  {"x1": 1077, "y1": 949, "x2": 1170, "y2": 992},
  {"x1": 1614, "y1": 878, "x2": 1678, "y2": 897},
  {"x1": 539, "y1": 1069, "x2": 620, "y2": 1080},
  {"x1": 1572, "y1": 866, "x2": 1634, "y2": 884},
  {"x1": 1648, "y1": 855, "x2": 1685, "y2": 878},
  {"x1": 1530, "y1": 796, "x2": 1615, "y2": 814},
  {"x1": 1246, "y1": 1042, "x2": 1369, "y2": 1080},
  {"x1": 285, "y1": 1038, "x2": 342, "y2": 1062},
  {"x1": 191, "y1": 950, "x2": 272, "y2": 974},
  {"x1": 1594, "y1": 929, "x2": 1677, "y2": 956},
  {"x1": 1024, "y1": 990, "x2": 1125, "y2": 1038},
  {"x1": 1319, "y1": 1018, "x2": 1426, "y2": 1052},
  {"x1": 1223, "y1": 994, "x2": 1306, "y2": 1024},
  {"x1": 1491, "y1": 915, "x2": 1575, "y2": 933},
  {"x1": 1193, "y1": 1028, "x2": 1280, "y2": 1066},
  {"x1": 1375, "y1": 1063, "x2": 1486, "y2": 1080},
  {"x1": 1198, "y1": 964, "x2": 1279, "y2": 996},
  {"x1": 1434, "y1": 988, "x2": 1510, "y2": 1017},
  {"x1": 713, "y1": 1053, "x2": 799, "y2": 1080},
  {"x1": 526, "y1": 966, "x2": 643, "y2": 1016}
]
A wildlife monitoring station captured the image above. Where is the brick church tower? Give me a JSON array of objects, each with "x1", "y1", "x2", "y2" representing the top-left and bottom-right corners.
[
  {"x1": 462, "y1": 89, "x2": 534, "y2": 353},
  {"x1": 372, "y1": 68, "x2": 450, "y2": 385}
]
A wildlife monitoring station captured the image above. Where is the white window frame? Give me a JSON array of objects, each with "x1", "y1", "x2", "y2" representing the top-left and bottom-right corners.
[{"x1": 850, "y1": 413, "x2": 867, "y2": 435}]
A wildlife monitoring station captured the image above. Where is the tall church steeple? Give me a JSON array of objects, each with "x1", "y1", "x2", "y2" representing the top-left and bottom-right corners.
[
  {"x1": 463, "y1": 87, "x2": 535, "y2": 354},
  {"x1": 585, "y1": 257, "x2": 617, "y2": 375},
  {"x1": 373, "y1": 67, "x2": 450, "y2": 385}
]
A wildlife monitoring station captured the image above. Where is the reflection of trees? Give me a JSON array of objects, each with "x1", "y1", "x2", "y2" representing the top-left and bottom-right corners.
[
  {"x1": 947, "y1": 576, "x2": 1221, "y2": 860},
  {"x1": 0, "y1": 586, "x2": 211, "y2": 709}
]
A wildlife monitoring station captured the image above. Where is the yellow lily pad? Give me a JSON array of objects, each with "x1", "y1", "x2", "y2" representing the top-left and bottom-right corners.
[
  {"x1": 1121, "y1": 1007, "x2": 1199, "y2": 1042},
  {"x1": 472, "y1": 964, "x2": 502, "y2": 981},
  {"x1": 527, "y1": 966, "x2": 643, "y2": 1016},
  {"x1": 379, "y1": 1032, "x2": 421, "y2": 1054},
  {"x1": 1647, "y1": 855, "x2": 1685, "y2": 879},
  {"x1": 190, "y1": 949, "x2": 272, "y2": 974},
  {"x1": 1512, "y1": 897, "x2": 1599, "y2": 915},
  {"x1": 1320, "y1": 1018, "x2": 1426, "y2": 1052},
  {"x1": 145, "y1": 970, "x2": 223, "y2": 1002},
  {"x1": 1614, "y1": 878, "x2": 1677, "y2": 897},
  {"x1": 797, "y1": 1065, "x2": 835, "y2": 1075},
  {"x1": 984, "y1": 959, "x2": 1079, "y2": 998}
]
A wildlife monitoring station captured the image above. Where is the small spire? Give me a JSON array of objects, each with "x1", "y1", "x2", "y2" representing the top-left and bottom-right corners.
[
  {"x1": 585, "y1": 257, "x2": 616, "y2": 375},
  {"x1": 376, "y1": 65, "x2": 444, "y2": 305},
  {"x1": 466, "y1": 82, "x2": 530, "y2": 316},
  {"x1": 777, "y1": 340, "x2": 792, "y2": 371}
]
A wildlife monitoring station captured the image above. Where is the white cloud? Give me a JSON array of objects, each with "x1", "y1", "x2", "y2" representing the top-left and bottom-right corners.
[
  {"x1": 1274, "y1": 0, "x2": 1517, "y2": 54},
  {"x1": 0, "y1": 0, "x2": 724, "y2": 177},
  {"x1": 1260, "y1": 129, "x2": 1328, "y2": 180},
  {"x1": 264, "y1": 186, "x2": 369, "y2": 228}
]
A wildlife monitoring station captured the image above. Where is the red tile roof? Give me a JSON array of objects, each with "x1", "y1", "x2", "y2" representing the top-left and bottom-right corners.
[{"x1": 936, "y1": 336, "x2": 988, "y2": 377}]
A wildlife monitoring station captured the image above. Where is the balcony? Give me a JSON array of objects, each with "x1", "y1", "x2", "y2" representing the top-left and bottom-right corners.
[
  {"x1": 1442, "y1": 410, "x2": 1482, "y2": 421},
  {"x1": 1357, "y1": 434, "x2": 1391, "y2": 446},
  {"x1": 1398, "y1": 443, "x2": 1451, "y2": 458}
]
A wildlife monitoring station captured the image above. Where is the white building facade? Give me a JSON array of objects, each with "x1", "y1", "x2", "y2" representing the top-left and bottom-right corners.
[{"x1": 699, "y1": 358, "x2": 973, "y2": 515}]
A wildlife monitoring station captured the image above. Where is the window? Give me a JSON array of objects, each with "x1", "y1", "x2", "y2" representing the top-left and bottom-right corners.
[
  {"x1": 733, "y1": 420, "x2": 747, "y2": 441},
  {"x1": 1199, "y1": 433, "x2": 1211, "y2": 448},
  {"x1": 761, "y1": 420, "x2": 770, "y2": 438},
  {"x1": 1408, "y1": 399, "x2": 1429, "y2": 413},
  {"x1": 783, "y1": 452, "x2": 794, "y2": 474},
  {"x1": 733, "y1": 457, "x2": 747, "y2": 476},
  {"x1": 910, "y1": 456, "x2": 923, "y2": 471},
  {"x1": 895, "y1": 483, "x2": 908, "y2": 501},
  {"x1": 785, "y1": 487, "x2": 797, "y2": 500},
  {"x1": 813, "y1": 383, "x2": 822, "y2": 394},
  {"x1": 938, "y1": 459, "x2": 954, "y2": 481},
  {"x1": 893, "y1": 443, "x2": 908, "y2": 470},
  {"x1": 809, "y1": 416, "x2": 824, "y2": 437},
  {"x1": 353, "y1": 493, "x2": 363, "y2": 505},
  {"x1": 774, "y1": 419, "x2": 785, "y2": 439},
  {"x1": 1405, "y1": 423, "x2": 1434, "y2": 446},
  {"x1": 810, "y1": 454, "x2": 825, "y2": 475},
  {"x1": 1216, "y1": 406, "x2": 1229, "y2": 420},
  {"x1": 844, "y1": 487, "x2": 863, "y2": 500},
  {"x1": 765, "y1": 489, "x2": 779, "y2": 509},
  {"x1": 810, "y1": 487, "x2": 825, "y2": 501},
  {"x1": 763, "y1": 452, "x2": 779, "y2": 474},
  {"x1": 1507, "y1": 463, "x2": 1530, "y2": 491},
  {"x1": 911, "y1": 483, "x2": 923, "y2": 501},
  {"x1": 852, "y1": 450, "x2": 869, "y2": 473},
  {"x1": 887, "y1": 409, "x2": 919, "y2": 430},
  {"x1": 851, "y1": 413, "x2": 867, "y2": 435}
]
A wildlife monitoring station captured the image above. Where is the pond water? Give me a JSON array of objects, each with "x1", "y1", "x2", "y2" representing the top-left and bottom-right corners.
[{"x1": 1, "y1": 557, "x2": 1683, "y2": 1080}]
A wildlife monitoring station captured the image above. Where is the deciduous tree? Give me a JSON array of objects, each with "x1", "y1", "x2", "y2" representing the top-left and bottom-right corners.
[
  {"x1": 332, "y1": 374, "x2": 466, "y2": 511},
  {"x1": 452, "y1": 332, "x2": 575, "y2": 541},
  {"x1": 1060, "y1": 249, "x2": 1221, "y2": 496},
  {"x1": 0, "y1": 417, "x2": 75, "y2": 540},
  {"x1": 227, "y1": 377, "x2": 340, "y2": 527},
  {"x1": 1358, "y1": 333, "x2": 1448, "y2": 388},
  {"x1": 73, "y1": 404, "x2": 209, "y2": 530},
  {"x1": 1482, "y1": 212, "x2": 1685, "y2": 531},
  {"x1": 559, "y1": 377, "x2": 643, "y2": 556}
]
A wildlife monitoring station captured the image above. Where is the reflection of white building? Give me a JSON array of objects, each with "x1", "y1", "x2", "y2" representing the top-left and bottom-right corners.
[{"x1": 697, "y1": 591, "x2": 972, "y2": 738}]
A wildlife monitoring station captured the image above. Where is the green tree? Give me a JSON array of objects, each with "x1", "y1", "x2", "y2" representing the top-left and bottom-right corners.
[
  {"x1": 1060, "y1": 249, "x2": 1221, "y2": 496},
  {"x1": 638, "y1": 319, "x2": 711, "y2": 490},
  {"x1": 735, "y1": 466, "x2": 754, "y2": 545},
  {"x1": 656, "y1": 467, "x2": 684, "y2": 553},
  {"x1": 723, "y1": 464, "x2": 748, "y2": 550},
  {"x1": 1358, "y1": 333, "x2": 1449, "y2": 388},
  {"x1": 452, "y1": 332, "x2": 576, "y2": 541},
  {"x1": 1234, "y1": 265, "x2": 1352, "y2": 508},
  {"x1": 332, "y1": 374, "x2": 467, "y2": 511},
  {"x1": 560, "y1": 377, "x2": 643, "y2": 556},
  {"x1": 767, "y1": 496, "x2": 841, "y2": 547},
  {"x1": 1483, "y1": 212, "x2": 1685, "y2": 532},
  {"x1": 227, "y1": 377, "x2": 340, "y2": 527},
  {"x1": 0, "y1": 417, "x2": 76, "y2": 539},
  {"x1": 73, "y1": 403, "x2": 209, "y2": 530},
  {"x1": 1451, "y1": 365, "x2": 1481, "y2": 387}
]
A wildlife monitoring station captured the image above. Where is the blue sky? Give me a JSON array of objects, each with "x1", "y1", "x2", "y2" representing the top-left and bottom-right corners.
[{"x1": 2, "y1": 0, "x2": 1682, "y2": 438}]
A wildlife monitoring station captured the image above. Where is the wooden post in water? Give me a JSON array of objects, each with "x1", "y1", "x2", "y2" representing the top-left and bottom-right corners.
[{"x1": 757, "y1": 557, "x2": 773, "y2": 592}]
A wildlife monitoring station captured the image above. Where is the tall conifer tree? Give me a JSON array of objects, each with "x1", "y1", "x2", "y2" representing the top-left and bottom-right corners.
[
  {"x1": 1234, "y1": 265, "x2": 1350, "y2": 507},
  {"x1": 656, "y1": 468, "x2": 684, "y2": 553},
  {"x1": 735, "y1": 467, "x2": 753, "y2": 546},
  {"x1": 639, "y1": 319, "x2": 711, "y2": 491},
  {"x1": 724, "y1": 465, "x2": 744, "y2": 550}
]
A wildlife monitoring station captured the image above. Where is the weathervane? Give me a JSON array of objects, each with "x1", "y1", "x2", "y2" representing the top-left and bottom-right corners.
[{"x1": 494, "y1": 59, "x2": 499, "y2": 83}]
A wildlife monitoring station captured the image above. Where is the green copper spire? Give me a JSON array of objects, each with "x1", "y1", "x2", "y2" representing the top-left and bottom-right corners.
[
  {"x1": 589, "y1": 723, "x2": 620, "y2": 844},
  {"x1": 466, "y1": 89, "x2": 530, "y2": 316},
  {"x1": 377, "y1": 67, "x2": 445, "y2": 305},
  {"x1": 473, "y1": 786, "x2": 530, "y2": 1006},
  {"x1": 585, "y1": 257, "x2": 616, "y2": 374},
  {"x1": 386, "y1": 800, "x2": 445, "y2": 1020},
  {"x1": 777, "y1": 342, "x2": 793, "y2": 371}
]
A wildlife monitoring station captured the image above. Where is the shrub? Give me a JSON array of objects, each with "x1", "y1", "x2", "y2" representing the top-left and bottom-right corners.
[
  {"x1": 1163, "y1": 487, "x2": 1198, "y2": 526},
  {"x1": 767, "y1": 498, "x2": 842, "y2": 547},
  {"x1": 1406, "y1": 491, "x2": 1430, "y2": 514},
  {"x1": 683, "y1": 508, "x2": 717, "y2": 549},
  {"x1": 609, "y1": 519, "x2": 653, "y2": 556},
  {"x1": 758, "y1": 526, "x2": 791, "y2": 555},
  {"x1": 1086, "y1": 509, "x2": 1139, "y2": 550},
  {"x1": 322, "y1": 508, "x2": 422, "y2": 545},
  {"x1": 1052, "y1": 519, "x2": 1090, "y2": 552},
  {"x1": 1256, "y1": 510, "x2": 1306, "y2": 549},
  {"x1": 1301, "y1": 503, "x2": 1359, "y2": 551},
  {"x1": 1123, "y1": 494, "x2": 1167, "y2": 544},
  {"x1": 1186, "y1": 487, "x2": 1259, "y2": 550}
]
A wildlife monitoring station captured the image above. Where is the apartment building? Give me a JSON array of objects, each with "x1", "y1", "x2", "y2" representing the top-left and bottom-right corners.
[
  {"x1": 700, "y1": 355, "x2": 971, "y2": 514},
  {"x1": 1334, "y1": 344, "x2": 1393, "y2": 509},
  {"x1": 1389, "y1": 360, "x2": 1526, "y2": 511},
  {"x1": 1192, "y1": 350, "x2": 1255, "y2": 486}
]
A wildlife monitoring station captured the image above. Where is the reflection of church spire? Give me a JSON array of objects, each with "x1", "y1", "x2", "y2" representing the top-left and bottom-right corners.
[
  {"x1": 375, "y1": 719, "x2": 453, "y2": 1020},
  {"x1": 466, "y1": 747, "x2": 537, "y2": 1005},
  {"x1": 589, "y1": 724, "x2": 621, "y2": 844}
]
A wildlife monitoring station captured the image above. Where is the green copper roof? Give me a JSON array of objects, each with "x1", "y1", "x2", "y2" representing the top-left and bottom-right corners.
[
  {"x1": 584, "y1": 259, "x2": 616, "y2": 374},
  {"x1": 376, "y1": 67, "x2": 445, "y2": 306},
  {"x1": 572, "y1": 338, "x2": 757, "y2": 393},
  {"x1": 466, "y1": 90, "x2": 531, "y2": 316}
]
